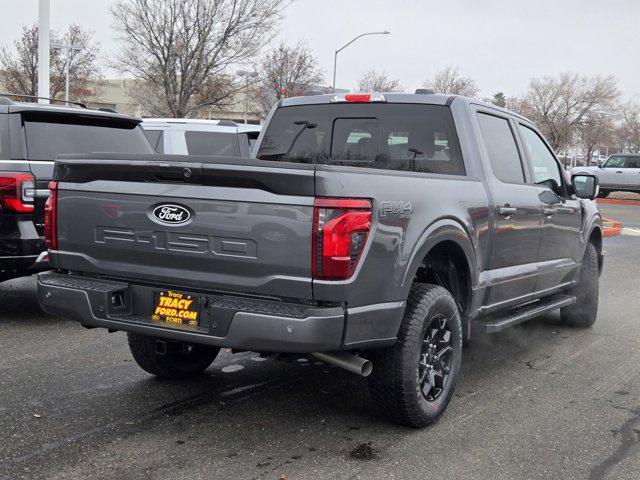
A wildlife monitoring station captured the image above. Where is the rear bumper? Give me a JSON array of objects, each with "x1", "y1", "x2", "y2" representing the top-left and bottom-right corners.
[{"x1": 37, "y1": 271, "x2": 346, "y2": 353}]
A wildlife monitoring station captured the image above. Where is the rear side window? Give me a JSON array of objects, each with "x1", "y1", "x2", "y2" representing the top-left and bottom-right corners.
[
  {"x1": 477, "y1": 113, "x2": 525, "y2": 183},
  {"x1": 23, "y1": 113, "x2": 153, "y2": 160},
  {"x1": 184, "y1": 131, "x2": 240, "y2": 157},
  {"x1": 627, "y1": 156, "x2": 640, "y2": 168},
  {"x1": 143, "y1": 129, "x2": 164, "y2": 153},
  {"x1": 257, "y1": 104, "x2": 465, "y2": 175}
]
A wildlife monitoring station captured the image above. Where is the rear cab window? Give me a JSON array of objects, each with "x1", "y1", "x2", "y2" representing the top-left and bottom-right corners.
[
  {"x1": 22, "y1": 112, "x2": 153, "y2": 160},
  {"x1": 256, "y1": 103, "x2": 465, "y2": 175}
]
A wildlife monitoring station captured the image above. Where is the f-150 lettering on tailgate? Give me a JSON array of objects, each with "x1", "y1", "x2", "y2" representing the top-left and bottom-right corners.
[{"x1": 94, "y1": 226, "x2": 257, "y2": 259}]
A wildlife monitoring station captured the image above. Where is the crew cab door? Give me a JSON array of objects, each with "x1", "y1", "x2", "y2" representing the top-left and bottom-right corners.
[
  {"x1": 516, "y1": 122, "x2": 582, "y2": 294},
  {"x1": 474, "y1": 108, "x2": 543, "y2": 310}
]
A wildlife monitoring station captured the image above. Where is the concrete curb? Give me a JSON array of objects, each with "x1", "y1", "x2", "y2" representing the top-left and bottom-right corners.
[
  {"x1": 597, "y1": 198, "x2": 640, "y2": 206},
  {"x1": 602, "y1": 217, "x2": 622, "y2": 237}
]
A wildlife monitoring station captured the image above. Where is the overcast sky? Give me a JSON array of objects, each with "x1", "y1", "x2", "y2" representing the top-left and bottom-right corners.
[{"x1": 2, "y1": 0, "x2": 639, "y2": 99}]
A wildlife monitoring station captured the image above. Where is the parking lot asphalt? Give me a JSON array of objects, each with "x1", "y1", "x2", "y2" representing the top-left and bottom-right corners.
[
  {"x1": 2, "y1": 211, "x2": 640, "y2": 479},
  {"x1": 598, "y1": 202, "x2": 640, "y2": 229}
]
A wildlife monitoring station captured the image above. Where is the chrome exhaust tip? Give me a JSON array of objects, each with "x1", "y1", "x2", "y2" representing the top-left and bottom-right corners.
[{"x1": 311, "y1": 352, "x2": 373, "y2": 377}]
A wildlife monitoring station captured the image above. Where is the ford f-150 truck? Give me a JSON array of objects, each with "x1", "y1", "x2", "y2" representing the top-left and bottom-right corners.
[{"x1": 38, "y1": 92, "x2": 602, "y2": 427}]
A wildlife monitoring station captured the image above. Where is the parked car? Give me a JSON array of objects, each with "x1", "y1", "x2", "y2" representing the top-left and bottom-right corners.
[
  {"x1": 38, "y1": 92, "x2": 602, "y2": 427},
  {"x1": 572, "y1": 153, "x2": 640, "y2": 197},
  {"x1": 141, "y1": 118, "x2": 261, "y2": 157},
  {"x1": 0, "y1": 95, "x2": 153, "y2": 283}
]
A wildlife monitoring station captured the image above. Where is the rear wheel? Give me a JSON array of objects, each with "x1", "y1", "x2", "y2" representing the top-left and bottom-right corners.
[
  {"x1": 368, "y1": 284, "x2": 463, "y2": 428},
  {"x1": 127, "y1": 333, "x2": 220, "y2": 378},
  {"x1": 560, "y1": 243, "x2": 599, "y2": 328}
]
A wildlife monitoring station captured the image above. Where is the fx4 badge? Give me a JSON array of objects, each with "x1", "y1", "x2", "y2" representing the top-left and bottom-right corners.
[{"x1": 380, "y1": 200, "x2": 414, "y2": 218}]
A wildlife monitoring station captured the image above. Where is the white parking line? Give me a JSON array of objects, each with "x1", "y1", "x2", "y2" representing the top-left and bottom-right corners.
[{"x1": 621, "y1": 227, "x2": 640, "y2": 236}]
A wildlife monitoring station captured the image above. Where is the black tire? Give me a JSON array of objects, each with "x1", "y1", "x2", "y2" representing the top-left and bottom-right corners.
[
  {"x1": 597, "y1": 190, "x2": 610, "y2": 198},
  {"x1": 127, "y1": 333, "x2": 220, "y2": 378},
  {"x1": 368, "y1": 284, "x2": 463, "y2": 428},
  {"x1": 560, "y1": 242, "x2": 599, "y2": 328}
]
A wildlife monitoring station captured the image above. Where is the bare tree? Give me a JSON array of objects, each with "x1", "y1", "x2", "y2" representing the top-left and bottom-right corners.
[
  {"x1": 253, "y1": 41, "x2": 323, "y2": 117},
  {"x1": 621, "y1": 102, "x2": 640, "y2": 152},
  {"x1": 423, "y1": 66, "x2": 478, "y2": 97},
  {"x1": 520, "y1": 73, "x2": 619, "y2": 151},
  {"x1": 577, "y1": 112, "x2": 615, "y2": 165},
  {"x1": 356, "y1": 70, "x2": 403, "y2": 93},
  {"x1": 111, "y1": 0, "x2": 288, "y2": 118},
  {"x1": 0, "y1": 24, "x2": 101, "y2": 102}
]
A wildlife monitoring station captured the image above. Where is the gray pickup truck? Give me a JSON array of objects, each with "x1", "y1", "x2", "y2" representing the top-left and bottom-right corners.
[{"x1": 38, "y1": 92, "x2": 602, "y2": 427}]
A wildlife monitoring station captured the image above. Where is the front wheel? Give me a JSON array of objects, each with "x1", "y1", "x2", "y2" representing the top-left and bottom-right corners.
[
  {"x1": 127, "y1": 333, "x2": 220, "y2": 378},
  {"x1": 368, "y1": 284, "x2": 463, "y2": 428},
  {"x1": 560, "y1": 243, "x2": 599, "y2": 328}
]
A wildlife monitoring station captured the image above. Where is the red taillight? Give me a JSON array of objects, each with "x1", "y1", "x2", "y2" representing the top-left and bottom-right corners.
[
  {"x1": 44, "y1": 181, "x2": 58, "y2": 250},
  {"x1": 0, "y1": 173, "x2": 35, "y2": 213},
  {"x1": 312, "y1": 197, "x2": 372, "y2": 280}
]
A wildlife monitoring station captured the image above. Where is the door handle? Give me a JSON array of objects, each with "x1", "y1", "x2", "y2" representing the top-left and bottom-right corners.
[
  {"x1": 616, "y1": 170, "x2": 623, "y2": 173},
  {"x1": 543, "y1": 207, "x2": 555, "y2": 216},
  {"x1": 498, "y1": 206, "x2": 518, "y2": 216}
]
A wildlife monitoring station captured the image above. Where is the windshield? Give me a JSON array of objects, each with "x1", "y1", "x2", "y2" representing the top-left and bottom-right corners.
[
  {"x1": 257, "y1": 103, "x2": 465, "y2": 175},
  {"x1": 23, "y1": 112, "x2": 153, "y2": 160},
  {"x1": 603, "y1": 156, "x2": 626, "y2": 168}
]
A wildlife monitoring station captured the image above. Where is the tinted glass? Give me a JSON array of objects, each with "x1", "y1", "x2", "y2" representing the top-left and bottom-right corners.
[
  {"x1": 23, "y1": 113, "x2": 153, "y2": 160},
  {"x1": 184, "y1": 131, "x2": 240, "y2": 157},
  {"x1": 257, "y1": 104, "x2": 465, "y2": 175},
  {"x1": 0, "y1": 114, "x2": 9, "y2": 159},
  {"x1": 604, "y1": 156, "x2": 626, "y2": 168},
  {"x1": 627, "y1": 156, "x2": 640, "y2": 168},
  {"x1": 519, "y1": 125, "x2": 562, "y2": 193},
  {"x1": 477, "y1": 113, "x2": 524, "y2": 183},
  {"x1": 143, "y1": 129, "x2": 164, "y2": 153}
]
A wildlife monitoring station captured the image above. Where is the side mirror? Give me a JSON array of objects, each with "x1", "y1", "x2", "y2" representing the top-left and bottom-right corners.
[{"x1": 572, "y1": 174, "x2": 599, "y2": 200}]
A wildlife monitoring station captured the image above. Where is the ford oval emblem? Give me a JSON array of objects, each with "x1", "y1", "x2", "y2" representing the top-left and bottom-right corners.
[{"x1": 152, "y1": 204, "x2": 191, "y2": 225}]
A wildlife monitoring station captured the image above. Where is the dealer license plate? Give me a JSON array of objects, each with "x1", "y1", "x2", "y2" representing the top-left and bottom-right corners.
[{"x1": 151, "y1": 290, "x2": 200, "y2": 328}]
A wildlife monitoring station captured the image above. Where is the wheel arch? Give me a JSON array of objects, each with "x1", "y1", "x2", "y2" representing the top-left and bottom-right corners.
[{"x1": 402, "y1": 218, "x2": 478, "y2": 319}]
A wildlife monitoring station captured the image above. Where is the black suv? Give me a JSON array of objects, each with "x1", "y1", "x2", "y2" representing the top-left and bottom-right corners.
[{"x1": 0, "y1": 95, "x2": 153, "y2": 282}]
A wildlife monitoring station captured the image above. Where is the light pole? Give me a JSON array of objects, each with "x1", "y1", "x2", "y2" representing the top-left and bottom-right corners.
[
  {"x1": 52, "y1": 43, "x2": 83, "y2": 103},
  {"x1": 332, "y1": 31, "x2": 390, "y2": 93},
  {"x1": 37, "y1": 0, "x2": 50, "y2": 103},
  {"x1": 238, "y1": 70, "x2": 258, "y2": 124}
]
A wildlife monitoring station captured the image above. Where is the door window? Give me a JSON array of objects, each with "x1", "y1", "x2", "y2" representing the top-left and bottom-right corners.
[
  {"x1": 603, "y1": 156, "x2": 626, "y2": 168},
  {"x1": 519, "y1": 125, "x2": 563, "y2": 195},
  {"x1": 477, "y1": 113, "x2": 525, "y2": 183},
  {"x1": 627, "y1": 156, "x2": 640, "y2": 168}
]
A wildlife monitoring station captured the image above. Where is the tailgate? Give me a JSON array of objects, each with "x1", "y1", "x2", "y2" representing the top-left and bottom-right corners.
[{"x1": 53, "y1": 155, "x2": 316, "y2": 299}]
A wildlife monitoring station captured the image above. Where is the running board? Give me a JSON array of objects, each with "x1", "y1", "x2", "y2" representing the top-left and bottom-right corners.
[{"x1": 480, "y1": 294, "x2": 577, "y2": 333}]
